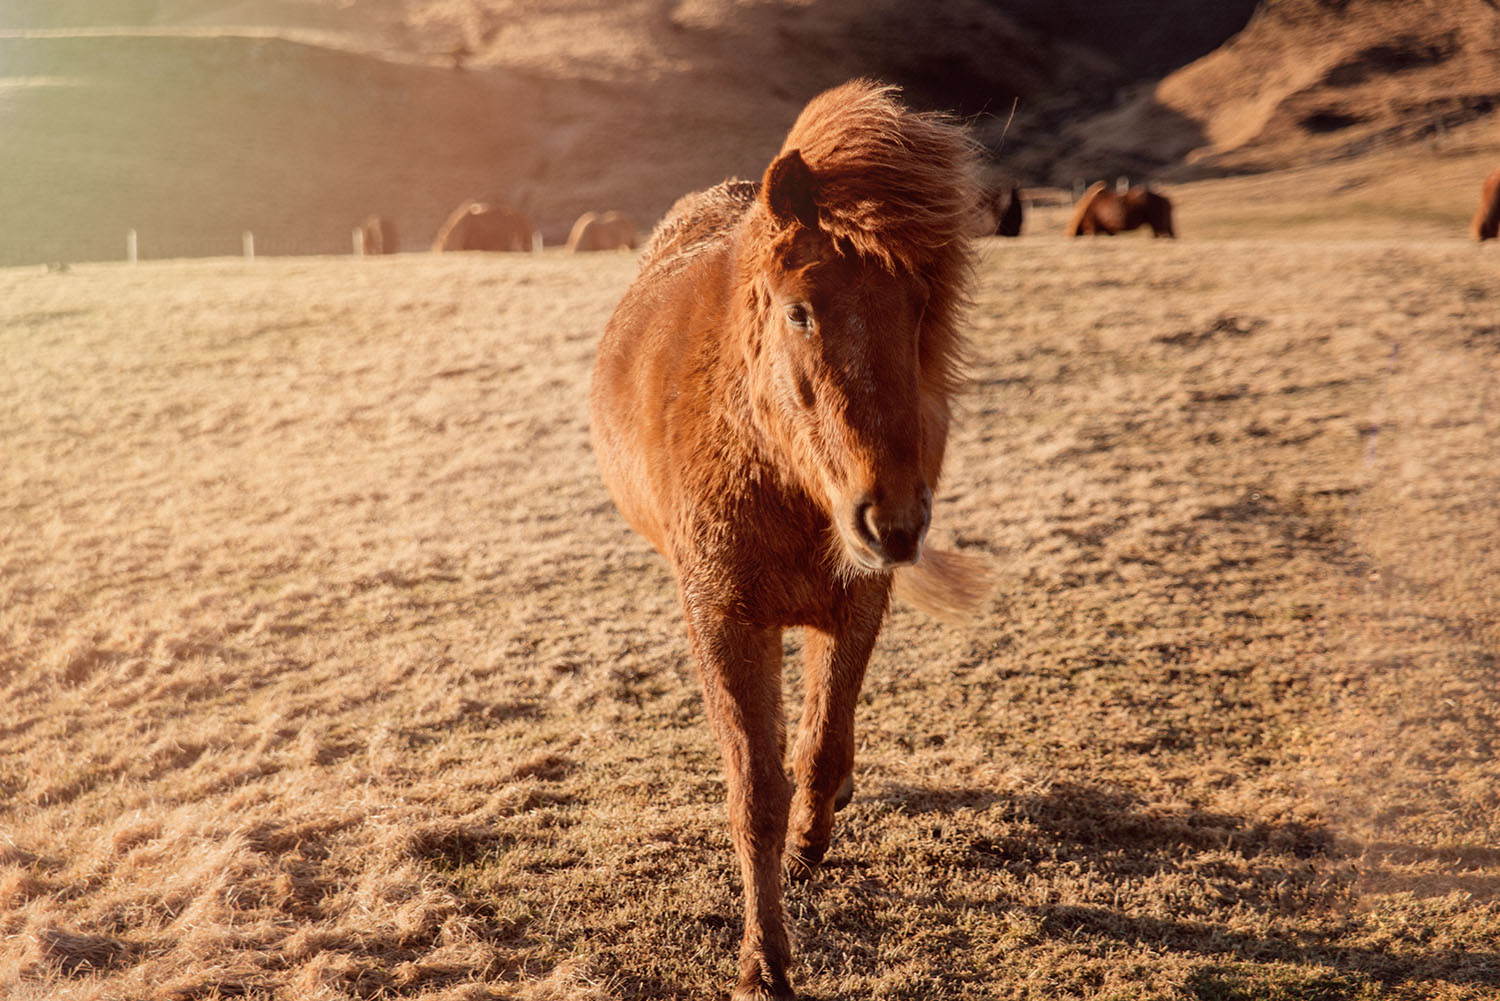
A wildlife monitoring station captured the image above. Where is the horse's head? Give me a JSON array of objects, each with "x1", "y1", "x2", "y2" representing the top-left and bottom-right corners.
[{"x1": 740, "y1": 147, "x2": 953, "y2": 574}]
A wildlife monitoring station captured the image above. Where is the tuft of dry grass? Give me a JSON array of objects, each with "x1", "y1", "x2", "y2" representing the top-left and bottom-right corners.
[{"x1": 2, "y1": 230, "x2": 1497, "y2": 999}]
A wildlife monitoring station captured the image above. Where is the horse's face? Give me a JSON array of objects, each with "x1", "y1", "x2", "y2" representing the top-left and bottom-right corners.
[{"x1": 747, "y1": 151, "x2": 938, "y2": 574}]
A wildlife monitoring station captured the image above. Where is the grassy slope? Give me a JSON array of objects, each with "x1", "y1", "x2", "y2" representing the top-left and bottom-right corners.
[{"x1": 2, "y1": 232, "x2": 1497, "y2": 999}]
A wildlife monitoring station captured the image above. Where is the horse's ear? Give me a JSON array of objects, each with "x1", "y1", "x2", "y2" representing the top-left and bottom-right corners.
[{"x1": 763, "y1": 149, "x2": 820, "y2": 230}]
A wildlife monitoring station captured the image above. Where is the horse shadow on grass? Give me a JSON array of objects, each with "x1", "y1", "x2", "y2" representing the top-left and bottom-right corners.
[{"x1": 794, "y1": 780, "x2": 1500, "y2": 997}]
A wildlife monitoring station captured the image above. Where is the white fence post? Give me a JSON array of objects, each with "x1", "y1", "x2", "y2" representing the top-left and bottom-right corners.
[
  {"x1": 126, "y1": 229, "x2": 138, "y2": 263},
  {"x1": 242, "y1": 231, "x2": 255, "y2": 260}
]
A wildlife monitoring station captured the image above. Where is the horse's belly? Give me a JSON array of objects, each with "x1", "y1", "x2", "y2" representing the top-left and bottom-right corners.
[{"x1": 588, "y1": 372, "x2": 671, "y2": 559}]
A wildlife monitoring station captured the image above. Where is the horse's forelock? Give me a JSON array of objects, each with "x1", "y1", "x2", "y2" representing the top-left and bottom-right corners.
[{"x1": 778, "y1": 80, "x2": 980, "y2": 272}]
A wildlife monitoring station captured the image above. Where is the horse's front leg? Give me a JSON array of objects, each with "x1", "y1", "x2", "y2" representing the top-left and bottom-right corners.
[
  {"x1": 786, "y1": 580, "x2": 889, "y2": 876},
  {"x1": 685, "y1": 604, "x2": 794, "y2": 1001}
]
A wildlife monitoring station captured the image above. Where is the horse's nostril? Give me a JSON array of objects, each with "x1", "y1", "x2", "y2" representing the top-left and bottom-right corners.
[
  {"x1": 882, "y1": 526, "x2": 919, "y2": 565},
  {"x1": 854, "y1": 500, "x2": 881, "y2": 550},
  {"x1": 849, "y1": 493, "x2": 929, "y2": 566}
]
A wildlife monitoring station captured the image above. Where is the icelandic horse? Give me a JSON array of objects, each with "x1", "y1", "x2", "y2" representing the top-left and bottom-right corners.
[
  {"x1": 566, "y1": 210, "x2": 640, "y2": 251},
  {"x1": 1471, "y1": 168, "x2": 1500, "y2": 241},
  {"x1": 430, "y1": 201, "x2": 535, "y2": 252},
  {"x1": 590, "y1": 80, "x2": 990, "y2": 999},
  {"x1": 1066, "y1": 180, "x2": 1175, "y2": 237}
]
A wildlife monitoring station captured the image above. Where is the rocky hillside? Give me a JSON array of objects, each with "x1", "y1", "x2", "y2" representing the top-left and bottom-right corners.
[{"x1": 1058, "y1": 0, "x2": 1500, "y2": 179}]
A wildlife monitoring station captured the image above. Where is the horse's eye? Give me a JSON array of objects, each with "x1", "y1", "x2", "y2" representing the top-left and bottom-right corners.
[{"x1": 784, "y1": 303, "x2": 813, "y2": 331}]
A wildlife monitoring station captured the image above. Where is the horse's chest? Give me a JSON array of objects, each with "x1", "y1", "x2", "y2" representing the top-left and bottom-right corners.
[{"x1": 673, "y1": 482, "x2": 841, "y2": 625}]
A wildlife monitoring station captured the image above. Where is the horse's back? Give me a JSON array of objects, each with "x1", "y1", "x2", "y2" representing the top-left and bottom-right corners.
[{"x1": 641, "y1": 180, "x2": 758, "y2": 272}]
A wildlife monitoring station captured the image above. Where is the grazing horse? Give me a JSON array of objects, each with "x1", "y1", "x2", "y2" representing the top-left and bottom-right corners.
[
  {"x1": 1066, "y1": 181, "x2": 1175, "y2": 237},
  {"x1": 590, "y1": 80, "x2": 989, "y2": 1000},
  {"x1": 1471, "y1": 168, "x2": 1500, "y2": 241},
  {"x1": 566, "y1": 210, "x2": 640, "y2": 251},
  {"x1": 430, "y1": 201, "x2": 535, "y2": 252}
]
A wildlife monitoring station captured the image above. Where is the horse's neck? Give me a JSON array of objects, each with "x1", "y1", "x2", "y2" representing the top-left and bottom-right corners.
[{"x1": 676, "y1": 255, "x2": 788, "y2": 479}]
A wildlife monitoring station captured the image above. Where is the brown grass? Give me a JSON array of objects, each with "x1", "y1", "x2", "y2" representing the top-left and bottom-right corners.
[{"x1": 2, "y1": 222, "x2": 1498, "y2": 999}]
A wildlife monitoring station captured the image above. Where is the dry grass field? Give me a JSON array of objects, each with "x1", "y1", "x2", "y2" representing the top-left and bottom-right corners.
[{"x1": 3, "y1": 225, "x2": 1498, "y2": 999}]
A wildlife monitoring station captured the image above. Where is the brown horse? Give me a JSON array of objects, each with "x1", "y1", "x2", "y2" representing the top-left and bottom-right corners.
[
  {"x1": 964, "y1": 184, "x2": 1022, "y2": 238},
  {"x1": 360, "y1": 215, "x2": 398, "y2": 255},
  {"x1": 590, "y1": 80, "x2": 989, "y2": 1000},
  {"x1": 430, "y1": 201, "x2": 534, "y2": 252},
  {"x1": 1471, "y1": 168, "x2": 1500, "y2": 241},
  {"x1": 566, "y1": 210, "x2": 640, "y2": 251},
  {"x1": 1066, "y1": 181, "x2": 1175, "y2": 237}
]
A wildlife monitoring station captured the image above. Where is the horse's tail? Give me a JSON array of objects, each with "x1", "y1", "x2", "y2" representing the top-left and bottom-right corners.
[
  {"x1": 893, "y1": 547, "x2": 995, "y2": 622},
  {"x1": 1065, "y1": 181, "x2": 1108, "y2": 236}
]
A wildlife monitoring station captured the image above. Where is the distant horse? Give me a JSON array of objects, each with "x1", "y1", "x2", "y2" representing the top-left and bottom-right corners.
[
  {"x1": 360, "y1": 215, "x2": 398, "y2": 255},
  {"x1": 994, "y1": 184, "x2": 1023, "y2": 236},
  {"x1": 964, "y1": 184, "x2": 1022, "y2": 238},
  {"x1": 590, "y1": 79, "x2": 990, "y2": 1000},
  {"x1": 1471, "y1": 168, "x2": 1500, "y2": 241},
  {"x1": 566, "y1": 210, "x2": 640, "y2": 251},
  {"x1": 431, "y1": 201, "x2": 534, "y2": 252},
  {"x1": 1066, "y1": 181, "x2": 1175, "y2": 237}
]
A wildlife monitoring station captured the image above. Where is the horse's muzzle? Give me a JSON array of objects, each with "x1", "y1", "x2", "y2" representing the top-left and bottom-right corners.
[{"x1": 846, "y1": 485, "x2": 932, "y2": 570}]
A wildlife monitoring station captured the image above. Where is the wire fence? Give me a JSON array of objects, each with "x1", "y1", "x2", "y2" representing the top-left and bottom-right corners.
[
  {"x1": 0, "y1": 228, "x2": 379, "y2": 269},
  {"x1": 0, "y1": 224, "x2": 570, "y2": 268}
]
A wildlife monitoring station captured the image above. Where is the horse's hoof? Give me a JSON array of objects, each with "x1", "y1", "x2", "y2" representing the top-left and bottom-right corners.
[
  {"x1": 785, "y1": 839, "x2": 829, "y2": 881},
  {"x1": 785, "y1": 851, "x2": 818, "y2": 882}
]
